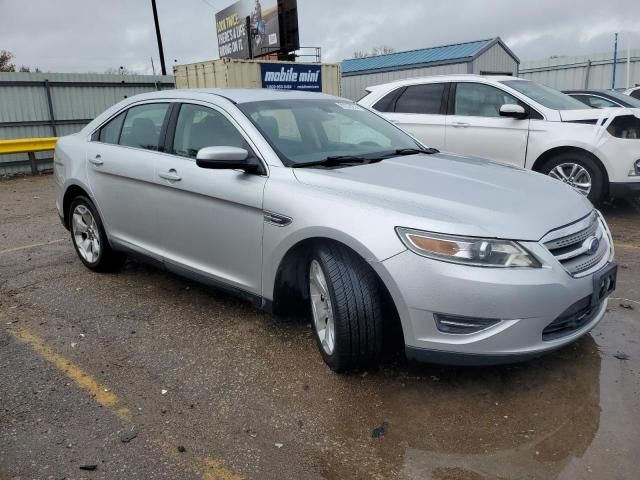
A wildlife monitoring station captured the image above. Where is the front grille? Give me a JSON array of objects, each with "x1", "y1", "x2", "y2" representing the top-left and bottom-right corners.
[
  {"x1": 542, "y1": 296, "x2": 601, "y2": 341},
  {"x1": 543, "y1": 213, "x2": 610, "y2": 277}
]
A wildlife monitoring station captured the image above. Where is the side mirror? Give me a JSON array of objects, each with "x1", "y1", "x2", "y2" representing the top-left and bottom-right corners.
[
  {"x1": 499, "y1": 104, "x2": 527, "y2": 119},
  {"x1": 196, "y1": 146, "x2": 262, "y2": 174}
]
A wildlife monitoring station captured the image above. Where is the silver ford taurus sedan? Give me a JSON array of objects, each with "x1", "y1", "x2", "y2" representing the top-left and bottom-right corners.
[{"x1": 53, "y1": 89, "x2": 617, "y2": 372}]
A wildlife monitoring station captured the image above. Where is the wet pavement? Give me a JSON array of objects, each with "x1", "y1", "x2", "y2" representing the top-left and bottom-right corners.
[{"x1": 1, "y1": 174, "x2": 639, "y2": 480}]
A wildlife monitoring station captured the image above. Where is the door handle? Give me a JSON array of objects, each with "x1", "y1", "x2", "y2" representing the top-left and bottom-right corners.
[
  {"x1": 158, "y1": 169, "x2": 181, "y2": 182},
  {"x1": 89, "y1": 154, "x2": 104, "y2": 166},
  {"x1": 451, "y1": 122, "x2": 470, "y2": 128}
]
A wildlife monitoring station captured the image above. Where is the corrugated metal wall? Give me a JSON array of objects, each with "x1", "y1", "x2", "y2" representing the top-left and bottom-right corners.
[
  {"x1": 341, "y1": 63, "x2": 468, "y2": 100},
  {"x1": 519, "y1": 50, "x2": 640, "y2": 90},
  {"x1": 0, "y1": 72, "x2": 173, "y2": 175},
  {"x1": 472, "y1": 43, "x2": 519, "y2": 75},
  {"x1": 341, "y1": 42, "x2": 519, "y2": 100}
]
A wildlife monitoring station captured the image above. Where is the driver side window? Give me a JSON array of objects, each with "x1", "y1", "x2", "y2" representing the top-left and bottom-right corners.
[
  {"x1": 172, "y1": 104, "x2": 247, "y2": 158},
  {"x1": 454, "y1": 83, "x2": 519, "y2": 118}
]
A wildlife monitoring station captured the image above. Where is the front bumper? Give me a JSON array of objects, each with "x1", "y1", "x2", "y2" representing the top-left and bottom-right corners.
[{"x1": 377, "y1": 241, "x2": 612, "y2": 365}]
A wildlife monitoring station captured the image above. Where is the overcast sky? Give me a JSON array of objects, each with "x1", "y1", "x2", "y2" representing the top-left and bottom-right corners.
[{"x1": 2, "y1": 0, "x2": 639, "y2": 74}]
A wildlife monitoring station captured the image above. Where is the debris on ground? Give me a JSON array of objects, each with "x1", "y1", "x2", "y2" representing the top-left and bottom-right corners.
[
  {"x1": 120, "y1": 431, "x2": 137, "y2": 443},
  {"x1": 614, "y1": 352, "x2": 630, "y2": 360},
  {"x1": 79, "y1": 464, "x2": 97, "y2": 471},
  {"x1": 371, "y1": 422, "x2": 389, "y2": 438},
  {"x1": 274, "y1": 443, "x2": 283, "y2": 448},
  {"x1": 161, "y1": 389, "x2": 168, "y2": 395},
  {"x1": 245, "y1": 429, "x2": 257, "y2": 438},
  {"x1": 177, "y1": 445, "x2": 186, "y2": 453},
  {"x1": 620, "y1": 303, "x2": 634, "y2": 310}
]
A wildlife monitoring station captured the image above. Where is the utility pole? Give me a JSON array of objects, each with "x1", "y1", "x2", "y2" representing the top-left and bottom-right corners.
[
  {"x1": 245, "y1": 16, "x2": 254, "y2": 59},
  {"x1": 151, "y1": 0, "x2": 167, "y2": 75},
  {"x1": 612, "y1": 32, "x2": 618, "y2": 89}
]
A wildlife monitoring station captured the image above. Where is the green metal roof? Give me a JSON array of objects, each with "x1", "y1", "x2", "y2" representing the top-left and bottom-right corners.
[{"x1": 342, "y1": 38, "x2": 517, "y2": 76}]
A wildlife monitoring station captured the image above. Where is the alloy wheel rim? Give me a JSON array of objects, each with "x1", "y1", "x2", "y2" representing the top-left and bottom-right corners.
[
  {"x1": 309, "y1": 260, "x2": 336, "y2": 355},
  {"x1": 548, "y1": 163, "x2": 592, "y2": 196},
  {"x1": 72, "y1": 205, "x2": 101, "y2": 263}
]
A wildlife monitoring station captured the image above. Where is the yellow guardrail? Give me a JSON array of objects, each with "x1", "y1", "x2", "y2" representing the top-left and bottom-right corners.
[
  {"x1": 0, "y1": 137, "x2": 58, "y2": 175},
  {"x1": 0, "y1": 137, "x2": 58, "y2": 155}
]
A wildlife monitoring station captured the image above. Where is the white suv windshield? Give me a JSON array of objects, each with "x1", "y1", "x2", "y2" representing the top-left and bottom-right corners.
[
  {"x1": 238, "y1": 99, "x2": 422, "y2": 166},
  {"x1": 501, "y1": 80, "x2": 587, "y2": 111}
]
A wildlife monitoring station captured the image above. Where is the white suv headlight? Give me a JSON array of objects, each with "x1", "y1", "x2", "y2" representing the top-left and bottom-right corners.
[{"x1": 396, "y1": 228, "x2": 541, "y2": 268}]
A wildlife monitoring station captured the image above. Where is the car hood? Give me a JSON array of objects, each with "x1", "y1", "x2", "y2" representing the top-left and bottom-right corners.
[
  {"x1": 292, "y1": 153, "x2": 592, "y2": 241},
  {"x1": 559, "y1": 107, "x2": 640, "y2": 122}
]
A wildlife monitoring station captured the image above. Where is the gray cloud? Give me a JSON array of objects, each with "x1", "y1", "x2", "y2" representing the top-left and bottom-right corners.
[{"x1": 2, "y1": 0, "x2": 639, "y2": 74}]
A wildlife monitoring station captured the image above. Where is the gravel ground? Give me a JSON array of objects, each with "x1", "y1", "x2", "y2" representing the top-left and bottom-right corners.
[{"x1": 1, "y1": 174, "x2": 639, "y2": 480}]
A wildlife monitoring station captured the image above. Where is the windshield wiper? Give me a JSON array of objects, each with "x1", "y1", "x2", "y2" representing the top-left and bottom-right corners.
[
  {"x1": 290, "y1": 155, "x2": 371, "y2": 168},
  {"x1": 291, "y1": 148, "x2": 440, "y2": 169},
  {"x1": 392, "y1": 147, "x2": 440, "y2": 155}
]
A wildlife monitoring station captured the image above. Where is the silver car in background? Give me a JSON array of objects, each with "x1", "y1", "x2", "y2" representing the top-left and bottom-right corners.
[{"x1": 53, "y1": 89, "x2": 617, "y2": 372}]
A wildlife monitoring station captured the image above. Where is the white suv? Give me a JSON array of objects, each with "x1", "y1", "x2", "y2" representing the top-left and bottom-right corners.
[{"x1": 359, "y1": 75, "x2": 640, "y2": 204}]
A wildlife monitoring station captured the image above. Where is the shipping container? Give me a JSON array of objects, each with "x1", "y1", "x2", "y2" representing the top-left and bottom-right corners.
[{"x1": 173, "y1": 58, "x2": 341, "y2": 96}]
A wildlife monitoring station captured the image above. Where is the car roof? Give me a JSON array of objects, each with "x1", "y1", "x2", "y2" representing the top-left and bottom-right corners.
[
  {"x1": 563, "y1": 89, "x2": 614, "y2": 94},
  {"x1": 366, "y1": 74, "x2": 523, "y2": 91},
  {"x1": 125, "y1": 88, "x2": 346, "y2": 105}
]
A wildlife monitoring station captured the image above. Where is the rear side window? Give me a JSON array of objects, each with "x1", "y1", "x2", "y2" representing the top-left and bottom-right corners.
[
  {"x1": 394, "y1": 83, "x2": 446, "y2": 114},
  {"x1": 372, "y1": 90, "x2": 400, "y2": 112},
  {"x1": 119, "y1": 103, "x2": 169, "y2": 151}
]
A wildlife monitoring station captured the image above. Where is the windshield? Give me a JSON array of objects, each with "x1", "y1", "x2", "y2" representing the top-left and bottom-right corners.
[
  {"x1": 237, "y1": 99, "x2": 423, "y2": 166},
  {"x1": 604, "y1": 90, "x2": 640, "y2": 108},
  {"x1": 501, "y1": 80, "x2": 588, "y2": 110}
]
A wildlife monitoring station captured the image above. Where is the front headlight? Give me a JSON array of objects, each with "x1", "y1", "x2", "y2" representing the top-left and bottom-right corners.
[{"x1": 396, "y1": 227, "x2": 541, "y2": 268}]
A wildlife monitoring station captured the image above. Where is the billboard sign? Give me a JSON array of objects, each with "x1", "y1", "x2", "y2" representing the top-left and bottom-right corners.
[
  {"x1": 216, "y1": 0, "x2": 281, "y2": 59},
  {"x1": 260, "y1": 63, "x2": 322, "y2": 92}
]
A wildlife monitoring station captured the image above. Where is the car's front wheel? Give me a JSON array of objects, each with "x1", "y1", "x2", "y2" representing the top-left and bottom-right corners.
[
  {"x1": 541, "y1": 153, "x2": 605, "y2": 204},
  {"x1": 69, "y1": 196, "x2": 125, "y2": 272},
  {"x1": 308, "y1": 243, "x2": 384, "y2": 372}
]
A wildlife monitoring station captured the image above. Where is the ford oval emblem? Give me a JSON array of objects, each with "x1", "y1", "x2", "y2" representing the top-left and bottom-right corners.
[{"x1": 584, "y1": 236, "x2": 600, "y2": 255}]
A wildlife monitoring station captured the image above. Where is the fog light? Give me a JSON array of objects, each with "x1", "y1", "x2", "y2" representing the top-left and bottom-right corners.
[{"x1": 434, "y1": 313, "x2": 501, "y2": 334}]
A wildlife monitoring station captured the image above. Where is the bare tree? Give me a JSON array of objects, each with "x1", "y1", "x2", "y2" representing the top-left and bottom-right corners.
[
  {"x1": 353, "y1": 46, "x2": 395, "y2": 59},
  {"x1": 0, "y1": 50, "x2": 16, "y2": 72},
  {"x1": 104, "y1": 66, "x2": 135, "y2": 75}
]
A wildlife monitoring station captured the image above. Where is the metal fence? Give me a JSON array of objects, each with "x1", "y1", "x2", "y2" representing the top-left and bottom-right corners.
[
  {"x1": 519, "y1": 50, "x2": 640, "y2": 91},
  {"x1": 0, "y1": 72, "x2": 174, "y2": 175}
]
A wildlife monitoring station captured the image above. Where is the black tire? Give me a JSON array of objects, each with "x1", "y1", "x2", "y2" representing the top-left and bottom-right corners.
[
  {"x1": 308, "y1": 242, "x2": 384, "y2": 372},
  {"x1": 540, "y1": 153, "x2": 606, "y2": 205},
  {"x1": 68, "y1": 195, "x2": 125, "y2": 272}
]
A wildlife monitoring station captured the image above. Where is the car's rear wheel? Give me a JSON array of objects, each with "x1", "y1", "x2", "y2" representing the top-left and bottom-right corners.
[
  {"x1": 308, "y1": 243, "x2": 384, "y2": 372},
  {"x1": 541, "y1": 153, "x2": 605, "y2": 204},
  {"x1": 69, "y1": 196, "x2": 125, "y2": 272}
]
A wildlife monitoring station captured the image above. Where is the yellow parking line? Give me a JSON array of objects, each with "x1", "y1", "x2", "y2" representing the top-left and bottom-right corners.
[
  {"x1": 11, "y1": 329, "x2": 129, "y2": 417},
  {"x1": 0, "y1": 239, "x2": 65, "y2": 256},
  {"x1": 9, "y1": 328, "x2": 240, "y2": 479},
  {"x1": 614, "y1": 242, "x2": 640, "y2": 250},
  {"x1": 203, "y1": 458, "x2": 243, "y2": 480}
]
